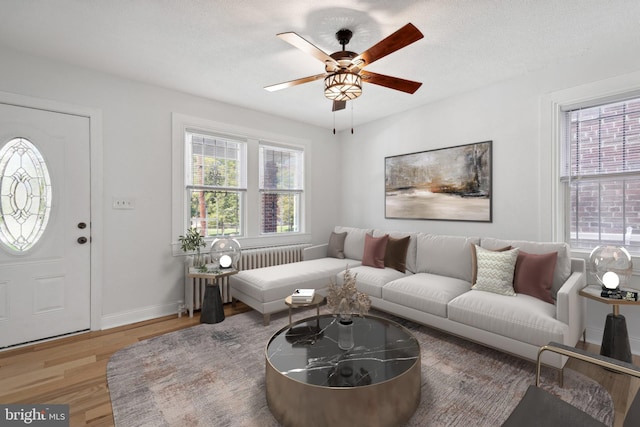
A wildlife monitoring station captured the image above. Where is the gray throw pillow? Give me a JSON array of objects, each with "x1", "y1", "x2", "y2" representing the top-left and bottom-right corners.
[
  {"x1": 472, "y1": 245, "x2": 519, "y2": 296},
  {"x1": 327, "y1": 232, "x2": 347, "y2": 259}
]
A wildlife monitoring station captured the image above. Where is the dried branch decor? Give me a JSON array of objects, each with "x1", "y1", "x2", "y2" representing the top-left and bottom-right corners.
[{"x1": 326, "y1": 268, "x2": 371, "y2": 319}]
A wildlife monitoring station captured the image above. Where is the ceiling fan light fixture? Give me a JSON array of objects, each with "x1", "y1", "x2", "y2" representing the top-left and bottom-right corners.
[{"x1": 324, "y1": 71, "x2": 362, "y2": 101}]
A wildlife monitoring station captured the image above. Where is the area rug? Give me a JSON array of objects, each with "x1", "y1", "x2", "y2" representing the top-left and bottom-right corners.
[{"x1": 107, "y1": 309, "x2": 613, "y2": 426}]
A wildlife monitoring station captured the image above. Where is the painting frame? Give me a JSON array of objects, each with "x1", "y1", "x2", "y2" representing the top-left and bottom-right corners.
[{"x1": 385, "y1": 141, "x2": 492, "y2": 222}]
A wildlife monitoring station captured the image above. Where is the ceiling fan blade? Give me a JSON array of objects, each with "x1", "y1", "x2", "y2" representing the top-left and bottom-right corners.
[
  {"x1": 352, "y1": 23, "x2": 423, "y2": 69},
  {"x1": 332, "y1": 100, "x2": 346, "y2": 112},
  {"x1": 360, "y1": 70, "x2": 422, "y2": 94},
  {"x1": 264, "y1": 73, "x2": 326, "y2": 92},
  {"x1": 277, "y1": 32, "x2": 338, "y2": 66}
]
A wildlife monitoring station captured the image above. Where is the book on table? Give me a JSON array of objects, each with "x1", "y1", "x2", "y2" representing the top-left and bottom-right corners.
[
  {"x1": 291, "y1": 288, "x2": 315, "y2": 303},
  {"x1": 601, "y1": 288, "x2": 639, "y2": 301}
]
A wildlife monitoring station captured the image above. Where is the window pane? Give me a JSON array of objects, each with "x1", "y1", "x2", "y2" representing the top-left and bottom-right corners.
[
  {"x1": 0, "y1": 137, "x2": 52, "y2": 252},
  {"x1": 569, "y1": 178, "x2": 640, "y2": 254},
  {"x1": 261, "y1": 192, "x2": 300, "y2": 234},
  {"x1": 259, "y1": 145, "x2": 303, "y2": 190},
  {"x1": 566, "y1": 99, "x2": 640, "y2": 177},
  {"x1": 189, "y1": 133, "x2": 246, "y2": 189},
  {"x1": 259, "y1": 143, "x2": 303, "y2": 234},
  {"x1": 190, "y1": 190, "x2": 242, "y2": 237},
  {"x1": 564, "y1": 96, "x2": 640, "y2": 256}
]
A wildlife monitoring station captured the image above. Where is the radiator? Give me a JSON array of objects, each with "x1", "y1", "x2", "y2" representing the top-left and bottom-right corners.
[
  {"x1": 237, "y1": 244, "x2": 307, "y2": 270},
  {"x1": 184, "y1": 244, "x2": 308, "y2": 315}
]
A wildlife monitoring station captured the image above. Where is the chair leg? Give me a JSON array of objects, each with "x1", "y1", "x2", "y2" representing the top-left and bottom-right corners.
[
  {"x1": 263, "y1": 313, "x2": 271, "y2": 326},
  {"x1": 231, "y1": 297, "x2": 237, "y2": 308},
  {"x1": 558, "y1": 368, "x2": 564, "y2": 388}
]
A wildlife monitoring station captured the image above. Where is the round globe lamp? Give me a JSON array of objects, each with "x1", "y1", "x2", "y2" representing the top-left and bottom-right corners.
[
  {"x1": 589, "y1": 245, "x2": 633, "y2": 290},
  {"x1": 210, "y1": 238, "x2": 241, "y2": 270}
]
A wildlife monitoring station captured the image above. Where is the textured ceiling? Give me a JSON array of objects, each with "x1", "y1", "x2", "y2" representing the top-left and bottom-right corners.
[{"x1": 1, "y1": 0, "x2": 639, "y2": 131}]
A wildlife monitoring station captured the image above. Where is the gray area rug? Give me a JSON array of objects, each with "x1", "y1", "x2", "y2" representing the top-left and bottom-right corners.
[{"x1": 107, "y1": 309, "x2": 613, "y2": 426}]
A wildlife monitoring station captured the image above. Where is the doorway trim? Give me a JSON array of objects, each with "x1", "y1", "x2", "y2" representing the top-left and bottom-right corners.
[{"x1": 0, "y1": 90, "x2": 103, "y2": 331}]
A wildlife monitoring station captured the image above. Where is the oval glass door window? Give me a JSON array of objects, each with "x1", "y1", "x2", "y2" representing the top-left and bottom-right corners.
[{"x1": 0, "y1": 137, "x2": 52, "y2": 252}]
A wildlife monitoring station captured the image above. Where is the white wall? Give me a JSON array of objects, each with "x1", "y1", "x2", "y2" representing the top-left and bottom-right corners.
[
  {"x1": 0, "y1": 46, "x2": 341, "y2": 328},
  {"x1": 2, "y1": 37, "x2": 640, "y2": 353},
  {"x1": 337, "y1": 47, "x2": 640, "y2": 353}
]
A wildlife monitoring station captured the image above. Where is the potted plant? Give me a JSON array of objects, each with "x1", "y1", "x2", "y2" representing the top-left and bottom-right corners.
[{"x1": 178, "y1": 227, "x2": 207, "y2": 270}]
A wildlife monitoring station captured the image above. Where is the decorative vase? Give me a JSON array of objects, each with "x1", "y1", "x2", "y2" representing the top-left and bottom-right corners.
[
  {"x1": 338, "y1": 315, "x2": 354, "y2": 350},
  {"x1": 193, "y1": 250, "x2": 205, "y2": 269}
]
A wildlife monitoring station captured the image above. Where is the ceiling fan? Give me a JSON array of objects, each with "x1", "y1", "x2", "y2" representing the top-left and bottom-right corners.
[{"x1": 265, "y1": 23, "x2": 424, "y2": 112}]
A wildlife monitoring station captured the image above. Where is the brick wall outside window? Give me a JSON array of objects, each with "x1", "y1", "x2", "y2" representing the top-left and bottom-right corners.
[{"x1": 565, "y1": 98, "x2": 640, "y2": 254}]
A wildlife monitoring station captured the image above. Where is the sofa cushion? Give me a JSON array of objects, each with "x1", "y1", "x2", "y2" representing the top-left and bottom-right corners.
[
  {"x1": 513, "y1": 251, "x2": 557, "y2": 304},
  {"x1": 327, "y1": 231, "x2": 347, "y2": 259},
  {"x1": 481, "y1": 238, "x2": 571, "y2": 299},
  {"x1": 383, "y1": 273, "x2": 470, "y2": 318},
  {"x1": 448, "y1": 290, "x2": 567, "y2": 347},
  {"x1": 384, "y1": 235, "x2": 411, "y2": 273},
  {"x1": 335, "y1": 226, "x2": 373, "y2": 261},
  {"x1": 471, "y1": 246, "x2": 519, "y2": 296},
  {"x1": 374, "y1": 230, "x2": 418, "y2": 273},
  {"x1": 416, "y1": 234, "x2": 480, "y2": 282},
  {"x1": 362, "y1": 234, "x2": 389, "y2": 268},
  {"x1": 340, "y1": 265, "x2": 410, "y2": 299},
  {"x1": 229, "y1": 257, "x2": 361, "y2": 303}
]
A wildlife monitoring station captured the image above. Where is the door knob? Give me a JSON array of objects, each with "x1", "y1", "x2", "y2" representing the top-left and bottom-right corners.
[
  {"x1": 77, "y1": 236, "x2": 88, "y2": 244},
  {"x1": 78, "y1": 222, "x2": 87, "y2": 229}
]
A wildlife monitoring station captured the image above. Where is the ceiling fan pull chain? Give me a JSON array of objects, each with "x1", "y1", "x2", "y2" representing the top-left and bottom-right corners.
[
  {"x1": 351, "y1": 102, "x2": 354, "y2": 134},
  {"x1": 333, "y1": 110, "x2": 336, "y2": 135}
]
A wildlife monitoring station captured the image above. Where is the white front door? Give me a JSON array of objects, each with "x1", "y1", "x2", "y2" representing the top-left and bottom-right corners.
[{"x1": 0, "y1": 103, "x2": 91, "y2": 348}]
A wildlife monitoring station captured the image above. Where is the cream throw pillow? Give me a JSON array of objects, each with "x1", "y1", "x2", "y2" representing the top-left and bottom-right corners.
[{"x1": 471, "y1": 245, "x2": 519, "y2": 296}]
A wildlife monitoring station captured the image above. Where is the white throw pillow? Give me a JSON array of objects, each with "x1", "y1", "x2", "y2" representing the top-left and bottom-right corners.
[{"x1": 471, "y1": 245, "x2": 519, "y2": 296}]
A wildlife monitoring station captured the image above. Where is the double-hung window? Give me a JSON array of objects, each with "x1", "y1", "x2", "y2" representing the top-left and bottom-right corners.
[
  {"x1": 561, "y1": 97, "x2": 640, "y2": 255},
  {"x1": 186, "y1": 130, "x2": 247, "y2": 237},
  {"x1": 259, "y1": 143, "x2": 304, "y2": 234}
]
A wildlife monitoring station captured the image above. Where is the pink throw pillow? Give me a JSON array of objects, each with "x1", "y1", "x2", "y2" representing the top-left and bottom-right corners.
[
  {"x1": 513, "y1": 251, "x2": 558, "y2": 304},
  {"x1": 362, "y1": 234, "x2": 389, "y2": 268}
]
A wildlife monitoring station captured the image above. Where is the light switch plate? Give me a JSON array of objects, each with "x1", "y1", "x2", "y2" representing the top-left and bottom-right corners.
[{"x1": 113, "y1": 198, "x2": 135, "y2": 210}]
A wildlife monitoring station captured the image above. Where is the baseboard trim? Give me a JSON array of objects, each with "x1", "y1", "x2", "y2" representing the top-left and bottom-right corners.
[
  {"x1": 584, "y1": 325, "x2": 640, "y2": 356},
  {"x1": 101, "y1": 301, "x2": 180, "y2": 330}
]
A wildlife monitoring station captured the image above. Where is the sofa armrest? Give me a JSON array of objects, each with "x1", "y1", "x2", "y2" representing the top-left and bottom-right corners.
[
  {"x1": 555, "y1": 258, "x2": 587, "y2": 344},
  {"x1": 303, "y1": 244, "x2": 328, "y2": 261}
]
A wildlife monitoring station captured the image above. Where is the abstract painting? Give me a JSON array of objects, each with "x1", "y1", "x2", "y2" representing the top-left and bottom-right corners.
[{"x1": 385, "y1": 141, "x2": 492, "y2": 222}]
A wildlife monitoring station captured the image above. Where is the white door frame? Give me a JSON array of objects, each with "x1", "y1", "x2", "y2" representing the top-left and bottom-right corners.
[{"x1": 0, "y1": 90, "x2": 103, "y2": 331}]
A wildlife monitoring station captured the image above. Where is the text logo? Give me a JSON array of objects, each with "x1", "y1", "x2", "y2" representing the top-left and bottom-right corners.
[{"x1": 1, "y1": 405, "x2": 69, "y2": 426}]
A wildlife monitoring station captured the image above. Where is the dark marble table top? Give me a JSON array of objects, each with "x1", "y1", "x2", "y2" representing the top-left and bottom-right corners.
[{"x1": 265, "y1": 314, "x2": 420, "y2": 388}]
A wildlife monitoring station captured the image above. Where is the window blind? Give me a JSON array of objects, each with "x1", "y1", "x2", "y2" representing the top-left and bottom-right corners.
[
  {"x1": 562, "y1": 98, "x2": 640, "y2": 180},
  {"x1": 259, "y1": 143, "x2": 304, "y2": 191},
  {"x1": 187, "y1": 131, "x2": 247, "y2": 191}
]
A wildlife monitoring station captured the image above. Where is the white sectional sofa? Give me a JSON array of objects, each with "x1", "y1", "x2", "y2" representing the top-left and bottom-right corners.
[{"x1": 229, "y1": 226, "x2": 586, "y2": 370}]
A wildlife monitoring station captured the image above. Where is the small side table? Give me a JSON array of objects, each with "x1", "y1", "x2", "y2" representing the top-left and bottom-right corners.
[
  {"x1": 188, "y1": 267, "x2": 238, "y2": 324},
  {"x1": 579, "y1": 285, "x2": 639, "y2": 363},
  {"x1": 284, "y1": 293, "x2": 324, "y2": 327}
]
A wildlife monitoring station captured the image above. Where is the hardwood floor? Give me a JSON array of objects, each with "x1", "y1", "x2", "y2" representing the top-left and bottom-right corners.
[
  {"x1": 0, "y1": 304, "x2": 638, "y2": 426},
  {"x1": 0, "y1": 303, "x2": 250, "y2": 426}
]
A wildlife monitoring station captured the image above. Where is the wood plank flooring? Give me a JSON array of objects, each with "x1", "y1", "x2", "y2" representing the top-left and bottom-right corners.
[{"x1": 0, "y1": 304, "x2": 638, "y2": 426}]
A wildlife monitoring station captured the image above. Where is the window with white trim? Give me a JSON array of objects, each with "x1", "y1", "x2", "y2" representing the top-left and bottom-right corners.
[
  {"x1": 186, "y1": 130, "x2": 246, "y2": 237},
  {"x1": 259, "y1": 143, "x2": 304, "y2": 234},
  {"x1": 561, "y1": 96, "x2": 640, "y2": 255}
]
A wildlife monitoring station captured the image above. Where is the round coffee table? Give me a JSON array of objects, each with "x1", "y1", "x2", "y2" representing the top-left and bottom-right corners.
[{"x1": 265, "y1": 314, "x2": 421, "y2": 427}]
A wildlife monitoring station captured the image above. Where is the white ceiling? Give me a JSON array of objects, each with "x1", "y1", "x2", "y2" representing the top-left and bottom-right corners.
[{"x1": 1, "y1": 0, "x2": 639, "y2": 131}]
